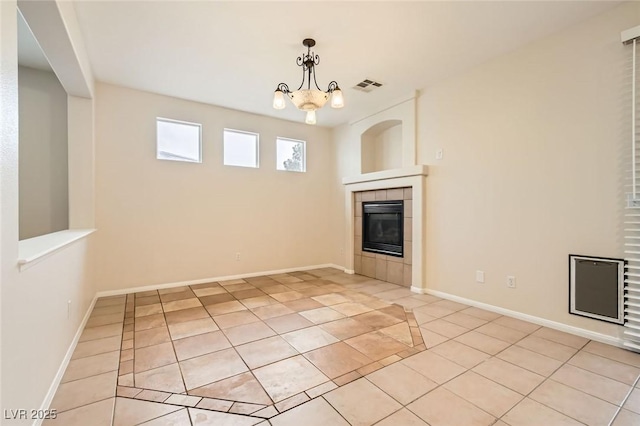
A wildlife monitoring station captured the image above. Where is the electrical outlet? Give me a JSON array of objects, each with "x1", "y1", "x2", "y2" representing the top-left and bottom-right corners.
[
  {"x1": 507, "y1": 276, "x2": 516, "y2": 288},
  {"x1": 235, "y1": 253, "x2": 241, "y2": 261},
  {"x1": 436, "y1": 149, "x2": 444, "y2": 160},
  {"x1": 476, "y1": 270, "x2": 485, "y2": 283}
]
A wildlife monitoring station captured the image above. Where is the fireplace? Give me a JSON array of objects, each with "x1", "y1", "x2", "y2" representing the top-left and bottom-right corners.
[{"x1": 362, "y1": 201, "x2": 404, "y2": 257}]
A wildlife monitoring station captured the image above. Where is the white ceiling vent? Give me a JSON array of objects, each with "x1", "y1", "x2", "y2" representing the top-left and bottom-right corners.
[{"x1": 353, "y1": 79, "x2": 383, "y2": 93}]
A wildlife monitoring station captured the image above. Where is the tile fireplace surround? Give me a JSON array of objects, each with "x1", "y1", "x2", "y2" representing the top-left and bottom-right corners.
[
  {"x1": 44, "y1": 268, "x2": 640, "y2": 425},
  {"x1": 354, "y1": 187, "x2": 412, "y2": 286},
  {"x1": 343, "y1": 165, "x2": 428, "y2": 292}
]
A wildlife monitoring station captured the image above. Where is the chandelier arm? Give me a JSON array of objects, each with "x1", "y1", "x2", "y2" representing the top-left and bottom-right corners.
[
  {"x1": 327, "y1": 81, "x2": 339, "y2": 93},
  {"x1": 296, "y1": 64, "x2": 306, "y2": 91},
  {"x1": 311, "y1": 64, "x2": 322, "y2": 91},
  {"x1": 277, "y1": 83, "x2": 290, "y2": 94}
]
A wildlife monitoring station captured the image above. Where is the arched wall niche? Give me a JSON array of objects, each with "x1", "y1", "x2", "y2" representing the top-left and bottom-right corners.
[
  {"x1": 361, "y1": 119, "x2": 403, "y2": 173},
  {"x1": 349, "y1": 94, "x2": 417, "y2": 174}
]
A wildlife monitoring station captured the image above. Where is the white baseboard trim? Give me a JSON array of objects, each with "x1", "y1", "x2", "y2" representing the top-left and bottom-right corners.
[
  {"x1": 424, "y1": 288, "x2": 624, "y2": 348},
  {"x1": 344, "y1": 269, "x2": 355, "y2": 275},
  {"x1": 35, "y1": 295, "x2": 98, "y2": 426},
  {"x1": 96, "y1": 263, "x2": 347, "y2": 298}
]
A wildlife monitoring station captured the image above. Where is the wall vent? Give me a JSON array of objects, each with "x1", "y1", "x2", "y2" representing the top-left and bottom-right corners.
[{"x1": 353, "y1": 79, "x2": 383, "y2": 93}]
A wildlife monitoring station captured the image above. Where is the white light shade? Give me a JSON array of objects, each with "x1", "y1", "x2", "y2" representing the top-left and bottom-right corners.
[
  {"x1": 290, "y1": 89, "x2": 329, "y2": 111},
  {"x1": 273, "y1": 90, "x2": 287, "y2": 109},
  {"x1": 273, "y1": 90, "x2": 286, "y2": 110},
  {"x1": 305, "y1": 110, "x2": 317, "y2": 125},
  {"x1": 331, "y1": 88, "x2": 344, "y2": 108}
]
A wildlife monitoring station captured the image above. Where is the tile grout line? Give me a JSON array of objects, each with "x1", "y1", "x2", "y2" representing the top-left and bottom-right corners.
[
  {"x1": 406, "y1": 318, "x2": 590, "y2": 425},
  {"x1": 113, "y1": 294, "x2": 131, "y2": 426},
  {"x1": 343, "y1": 299, "x2": 516, "y2": 423},
  {"x1": 70, "y1": 271, "x2": 640, "y2": 425},
  {"x1": 159, "y1": 289, "x2": 193, "y2": 400},
  {"x1": 523, "y1": 343, "x2": 640, "y2": 409},
  {"x1": 607, "y1": 372, "x2": 640, "y2": 425},
  {"x1": 196, "y1": 276, "x2": 305, "y2": 412},
  {"x1": 494, "y1": 338, "x2": 620, "y2": 426},
  {"x1": 320, "y1": 394, "x2": 360, "y2": 426},
  {"x1": 60, "y1": 289, "x2": 554, "y2": 423},
  {"x1": 47, "y1": 299, "x2": 127, "y2": 421}
]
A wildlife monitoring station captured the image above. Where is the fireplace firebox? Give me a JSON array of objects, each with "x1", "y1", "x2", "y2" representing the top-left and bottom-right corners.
[{"x1": 362, "y1": 201, "x2": 403, "y2": 257}]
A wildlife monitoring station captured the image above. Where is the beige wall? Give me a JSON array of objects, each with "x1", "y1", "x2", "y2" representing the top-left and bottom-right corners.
[
  {"x1": 2, "y1": 1, "x2": 97, "y2": 423},
  {"x1": 334, "y1": 2, "x2": 640, "y2": 338},
  {"x1": 94, "y1": 83, "x2": 336, "y2": 291},
  {"x1": 374, "y1": 125, "x2": 403, "y2": 172},
  {"x1": 19, "y1": 65, "x2": 69, "y2": 240},
  {"x1": 362, "y1": 124, "x2": 403, "y2": 173},
  {"x1": 417, "y1": 2, "x2": 639, "y2": 337}
]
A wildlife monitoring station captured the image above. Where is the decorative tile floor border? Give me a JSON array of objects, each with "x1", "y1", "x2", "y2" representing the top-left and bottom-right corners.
[
  {"x1": 111, "y1": 268, "x2": 428, "y2": 420},
  {"x1": 47, "y1": 268, "x2": 640, "y2": 425}
]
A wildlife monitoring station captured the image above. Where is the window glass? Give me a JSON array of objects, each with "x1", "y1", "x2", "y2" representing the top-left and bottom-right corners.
[
  {"x1": 157, "y1": 118, "x2": 202, "y2": 163},
  {"x1": 223, "y1": 129, "x2": 259, "y2": 168},
  {"x1": 277, "y1": 137, "x2": 306, "y2": 172}
]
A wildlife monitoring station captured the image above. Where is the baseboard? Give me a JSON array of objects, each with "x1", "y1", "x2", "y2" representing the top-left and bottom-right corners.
[
  {"x1": 424, "y1": 288, "x2": 624, "y2": 348},
  {"x1": 35, "y1": 295, "x2": 98, "y2": 426},
  {"x1": 344, "y1": 269, "x2": 355, "y2": 275},
  {"x1": 96, "y1": 263, "x2": 347, "y2": 298}
]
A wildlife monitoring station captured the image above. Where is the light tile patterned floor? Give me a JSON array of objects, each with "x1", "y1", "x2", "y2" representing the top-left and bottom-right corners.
[{"x1": 45, "y1": 268, "x2": 640, "y2": 425}]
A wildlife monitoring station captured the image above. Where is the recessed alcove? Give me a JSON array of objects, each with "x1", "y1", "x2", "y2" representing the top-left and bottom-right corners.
[{"x1": 361, "y1": 119, "x2": 403, "y2": 173}]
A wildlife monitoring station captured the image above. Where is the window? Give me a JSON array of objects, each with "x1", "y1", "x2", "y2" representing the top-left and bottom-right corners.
[
  {"x1": 277, "y1": 137, "x2": 306, "y2": 172},
  {"x1": 156, "y1": 118, "x2": 202, "y2": 163},
  {"x1": 223, "y1": 129, "x2": 259, "y2": 168}
]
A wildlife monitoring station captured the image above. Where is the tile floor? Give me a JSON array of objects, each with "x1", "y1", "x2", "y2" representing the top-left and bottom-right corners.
[{"x1": 45, "y1": 268, "x2": 640, "y2": 425}]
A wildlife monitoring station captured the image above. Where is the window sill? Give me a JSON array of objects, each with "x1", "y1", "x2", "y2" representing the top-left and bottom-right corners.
[{"x1": 18, "y1": 229, "x2": 96, "y2": 270}]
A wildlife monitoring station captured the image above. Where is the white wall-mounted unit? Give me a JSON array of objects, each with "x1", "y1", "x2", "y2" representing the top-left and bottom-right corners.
[{"x1": 622, "y1": 25, "x2": 640, "y2": 352}]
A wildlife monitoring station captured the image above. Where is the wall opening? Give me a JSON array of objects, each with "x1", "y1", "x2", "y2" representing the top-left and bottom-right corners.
[
  {"x1": 361, "y1": 119, "x2": 403, "y2": 173},
  {"x1": 18, "y1": 11, "x2": 69, "y2": 240}
]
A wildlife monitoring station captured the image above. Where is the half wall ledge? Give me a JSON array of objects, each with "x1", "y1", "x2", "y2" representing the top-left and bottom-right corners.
[{"x1": 342, "y1": 164, "x2": 429, "y2": 185}]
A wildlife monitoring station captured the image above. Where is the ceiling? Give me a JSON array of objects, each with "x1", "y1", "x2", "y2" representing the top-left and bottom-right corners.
[{"x1": 71, "y1": 1, "x2": 621, "y2": 127}]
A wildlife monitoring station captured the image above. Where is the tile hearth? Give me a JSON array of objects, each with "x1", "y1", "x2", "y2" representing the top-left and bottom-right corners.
[{"x1": 46, "y1": 268, "x2": 640, "y2": 425}]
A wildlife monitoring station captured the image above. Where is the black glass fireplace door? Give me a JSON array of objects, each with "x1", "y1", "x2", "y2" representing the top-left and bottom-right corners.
[{"x1": 362, "y1": 201, "x2": 403, "y2": 257}]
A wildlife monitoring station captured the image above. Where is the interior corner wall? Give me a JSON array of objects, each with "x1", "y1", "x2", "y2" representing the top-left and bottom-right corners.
[
  {"x1": 18, "y1": 65, "x2": 69, "y2": 240},
  {"x1": 2, "y1": 2, "x2": 97, "y2": 422},
  {"x1": 330, "y1": 123, "x2": 358, "y2": 267},
  {"x1": 417, "y1": 2, "x2": 640, "y2": 337},
  {"x1": 94, "y1": 83, "x2": 336, "y2": 291},
  {"x1": 373, "y1": 125, "x2": 403, "y2": 172},
  {"x1": 361, "y1": 124, "x2": 403, "y2": 174}
]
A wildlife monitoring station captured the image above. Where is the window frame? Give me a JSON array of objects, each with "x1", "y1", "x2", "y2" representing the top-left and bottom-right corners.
[
  {"x1": 223, "y1": 128, "x2": 260, "y2": 168},
  {"x1": 156, "y1": 117, "x2": 203, "y2": 163},
  {"x1": 276, "y1": 137, "x2": 306, "y2": 173}
]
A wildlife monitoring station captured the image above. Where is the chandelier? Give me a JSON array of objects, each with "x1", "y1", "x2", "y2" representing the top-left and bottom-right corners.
[{"x1": 272, "y1": 38, "x2": 344, "y2": 125}]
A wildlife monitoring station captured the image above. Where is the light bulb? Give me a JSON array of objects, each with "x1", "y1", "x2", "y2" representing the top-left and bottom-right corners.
[
  {"x1": 331, "y1": 88, "x2": 344, "y2": 108},
  {"x1": 305, "y1": 110, "x2": 317, "y2": 125},
  {"x1": 273, "y1": 89, "x2": 286, "y2": 110}
]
